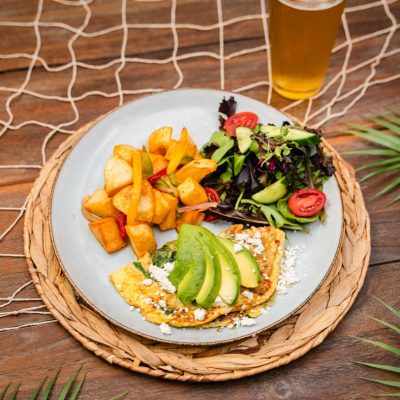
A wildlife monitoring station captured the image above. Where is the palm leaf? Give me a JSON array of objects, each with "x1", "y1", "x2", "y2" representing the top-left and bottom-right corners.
[
  {"x1": 7, "y1": 384, "x2": 20, "y2": 400},
  {"x1": 27, "y1": 377, "x2": 47, "y2": 400},
  {"x1": 68, "y1": 373, "x2": 86, "y2": 400},
  {"x1": 40, "y1": 368, "x2": 61, "y2": 400},
  {"x1": 0, "y1": 384, "x2": 10, "y2": 400},
  {"x1": 354, "y1": 298, "x2": 400, "y2": 397},
  {"x1": 110, "y1": 392, "x2": 129, "y2": 400},
  {"x1": 345, "y1": 111, "x2": 400, "y2": 203},
  {"x1": 58, "y1": 367, "x2": 82, "y2": 400}
]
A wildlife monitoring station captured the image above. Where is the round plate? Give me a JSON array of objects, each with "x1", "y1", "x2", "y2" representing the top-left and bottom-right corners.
[{"x1": 51, "y1": 89, "x2": 343, "y2": 345}]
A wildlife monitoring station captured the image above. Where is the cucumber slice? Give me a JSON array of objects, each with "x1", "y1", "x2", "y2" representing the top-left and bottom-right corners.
[{"x1": 236, "y1": 127, "x2": 253, "y2": 153}]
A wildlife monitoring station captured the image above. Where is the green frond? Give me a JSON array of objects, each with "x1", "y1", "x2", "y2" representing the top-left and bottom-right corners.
[
  {"x1": 345, "y1": 129, "x2": 400, "y2": 152},
  {"x1": 58, "y1": 367, "x2": 82, "y2": 400},
  {"x1": 353, "y1": 361, "x2": 400, "y2": 374},
  {"x1": 359, "y1": 163, "x2": 400, "y2": 182},
  {"x1": 373, "y1": 393, "x2": 400, "y2": 397},
  {"x1": 359, "y1": 378, "x2": 400, "y2": 388},
  {"x1": 40, "y1": 368, "x2": 61, "y2": 400},
  {"x1": 387, "y1": 194, "x2": 400, "y2": 205},
  {"x1": 348, "y1": 125, "x2": 400, "y2": 151},
  {"x1": 366, "y1": 117, "x2": 400, "y2": 136},
  {"x1": 368, "y1": 316, "x2": 400, "y2": 334},
  {"x1": 371, "y1": 178, "x2": 400, "y2": 199},
  {"x1": 110, "y1": 391, "x2": 130, "y2": 400},
  {"x1": 0, "y1": 384, "x2": 10, "y2": 400},
  {"x1": 343, "y1": 149, "x2": 398, "y2": 156},
  {"x1": 357, "y1": 157, "x2": 400, "y2": 171},
  {"x1": 352, "y1": 336, "x2": 400, "y2": 356},
  {"x1": 68, "y1": 373, "x2": 86, "y2": 400},
  {"x1": 7, "y1": 384, "x2": 20, "y2": 400},
  {"x1": 27, "y1": 377, "x2": 47, "y2": 400},
  {"x1": 373, "y1": 297, "x2": 400, "y2": 319}
]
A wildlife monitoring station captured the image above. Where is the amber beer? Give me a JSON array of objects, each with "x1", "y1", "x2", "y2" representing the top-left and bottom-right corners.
[{"x1": 269, "y1": 0, "x2": 345, "y2": 99}]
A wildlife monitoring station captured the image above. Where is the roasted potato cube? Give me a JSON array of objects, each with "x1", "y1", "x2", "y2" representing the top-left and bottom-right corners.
[
  {"x1": 113, "y1": 144, "x2": 134, "y2": 164},
  {"x1": 152, "y1": 188, "x2": 171, "y2": 224},
  {"x1": 148, "y1": 126, "x2": 172, "y2": 156},
  {"x1": 159, "y1": 193, "x2": 178, "y2": 231},
  {"x1": 176, "y1": 211, "x2": 205, "y2": 231},
  {"x1": 84, "y1": 188, "x2": 120, "y2": 218},
  {"x1": 104, "y1": 155, "x2": 132, "y2": 196},
  {"x1": 89, "y1": 218, "x2": 126, "y2": 253},
  {"x1": 164, "y1": 139, "x2": 179, "y2": 161},
  {"x1": 136, "y1": 181, "x2": 154, "y2": 223},
  {"x1": 125, "y1": 223, "x2": 156, "y2": 258},
  {"x1": 174, "y1": 159, "x2": 217, "y2": 184},
  {"x1": 149, "y1": 153, "x2": 168, "y2": 174},
  {"x1": 177, "y1": 177, "x2": 208, "y2": 205},
  {"x1": 112, "y1": 185, "x2": 132, "y2": 215}
]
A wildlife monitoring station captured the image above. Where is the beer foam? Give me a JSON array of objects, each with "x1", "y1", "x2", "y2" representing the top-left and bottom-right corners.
[{"x1": 278, "y1": 0, "x2": 343, "y2": 11}]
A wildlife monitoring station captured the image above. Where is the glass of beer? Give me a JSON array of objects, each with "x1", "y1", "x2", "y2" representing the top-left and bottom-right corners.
[{"x1": 269, "y1": 0, "x2": 345, "y2": 100}]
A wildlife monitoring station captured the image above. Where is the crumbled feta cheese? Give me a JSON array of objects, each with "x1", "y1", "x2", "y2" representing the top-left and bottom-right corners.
[
  {"x1": 240, "y1": 316, "x2": 257, "y2": 326},
  {"x1": 163, "y1": 262, "x2": 175, "y2": 272},
  {"x1": 242, "y1": 290, "x2": 254, "y2": 300},
  {"x1": 194, "y1": 308, "x2": 206, "y2": 321},
  {"x1": 213, "y1": 296, "x2": 226, "y2": 307},
  {"x1": 276, "y1": 245, "x2": 303, "y2": 294},
  {"x1": 149, "y1": 264, "x2": 176, "y2": 293},
  {"x1": 144, "y1": 298, "x2": 153, "y2": 305},
  {"x1": 141, "y1": 278, "x2": 152, "y2": 286},
  {"x1": 159, "y1": 323, "x2": 172, "y2": 335},
  {"x1": 235, "y1": 233, "x2": 250, "y2": 241},
  {"x1": 233, "y1": 243, "x2": 243, "y2": 253},
  {"x1": 158, "y1": 299, "x2": 167, "y2": 309}
]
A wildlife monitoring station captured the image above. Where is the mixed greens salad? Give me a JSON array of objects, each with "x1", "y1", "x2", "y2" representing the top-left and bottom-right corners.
[{"x1": 201, "y1": 97, "x2": 335, "y2": 230}]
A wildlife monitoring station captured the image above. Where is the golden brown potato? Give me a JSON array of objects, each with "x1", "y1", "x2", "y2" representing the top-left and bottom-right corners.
[
  {"x1": 84, "y1": 188, "x2": 120, "y2": 218},
  {"x1": 112, "y1": 185, "x2": 132, "y2": 215},
  {"x1": 149, "y1": 153, "x2": 168, "y2": 174},
  {"x1": 104, "y1": 155, "x2": 132, "y2": 196},
  {"x1": 177, "y1": 177, "x2": 208, "y2": 205},
  {"x1": 113, "y1": 144, "x2": 134, "y2": 164},
  {"x1": 89, "y1": 217, "x2": 126, "y2": 253},
  {"x1": 176, "y1": 211, "x2": 205, "y2": 232},
  {"x1": 148, "y1": 126, "x2": 172, "y2": 156},
  {"x1": 159, "y1": 193, "x2": 179, "y2": 231},
  {"x1": 174, "y1": 159, "x2": 217, "y2": 184},
  {"x1": 125, "y1": 223, "x2": 157, "y2": 258},
  {"x1": 152, "y1": 188, "x2": 171, "y2": 224},
  {"x1": 136, "y1": 181, "x2": 154, "y2": 223}
]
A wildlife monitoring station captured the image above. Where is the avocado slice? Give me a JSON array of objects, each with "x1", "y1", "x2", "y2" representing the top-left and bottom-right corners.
[
  {"x1": 252, "y1": 178, "x2": 288, "y2": 204},
  {"x1": 195, "y1": 239, "x2": 221, "y2": 308},
  {"x1": 236, "y1": 127, "x2": 253, "y2": 153},
  {"x1": 194, "y1": 226, "x2": 241, "y2": 306},
  {"x1": 218, "y1": 237, "x2": 260, "y2": 288},
  {"x1": 174, "y1": 228, "x2": 206, "y2": 305}
]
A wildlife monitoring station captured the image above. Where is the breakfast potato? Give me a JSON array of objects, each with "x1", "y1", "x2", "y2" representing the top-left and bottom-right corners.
[
  {"x1": 159, "y1": 193, "x2": 179, "y2": 231},
  {"x1": 112, "y1": 185, "x2": 132, "y2": 215},
  {"x1": 104, "y1": 155, "x2": 133, "y2": 196},
  {"x1": 149, "y1": 153, "x2": 168, "y2": 174},
  {"x1": 174, "y1": 159, "x2": 217, "y2": 184},
  {"x1": 125, "y1": 223, "x2": 157, "y2": 258},
  {"x1": 136, "y1": 181, "x2": 154, "y2": 223},
  {"x1": 164, "y1": 139, "x2": 179, "y2": 161},
  {"x1": 148, "y1": 126, "x2": 172, "y2": 156},
  {"x1": 113, "y1": 144, "x2": 134, "y2": 164},
  {"x1": 152, "y1": 188, "x2": 171, "y2": 224},
  {"x1": 177, "y1": 177, "x2": 208, "y2": 205},
  {"x1": 89, "y1": 217, "x2": 127, "y2": 253},
  {"x1": 176, "y1": 210, "x2": 205, "y2": 231},
  {"x1": 84, "y1": 188, "x2": 120, "y2": 218}
]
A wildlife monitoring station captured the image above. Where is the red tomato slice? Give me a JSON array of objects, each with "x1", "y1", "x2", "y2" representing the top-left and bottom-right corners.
[
  {"x1": 288, "y1": 189, "x2": 326, "y2": 217},
  {"x1": 223, "y1": 112, "x2": 258, "y2": 136},
  {"x1": 205, "y1": 187, "x2": 220, "y2": 202}
]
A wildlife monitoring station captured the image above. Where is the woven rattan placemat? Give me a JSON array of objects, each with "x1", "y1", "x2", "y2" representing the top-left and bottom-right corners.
[{"x1": 24, "y1": 118, "x2": 370, "y2": 382}]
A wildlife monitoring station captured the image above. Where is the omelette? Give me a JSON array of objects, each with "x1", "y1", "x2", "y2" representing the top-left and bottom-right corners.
[{"x1": 109, "y1": 224, "x2": 285, "y2": 328}]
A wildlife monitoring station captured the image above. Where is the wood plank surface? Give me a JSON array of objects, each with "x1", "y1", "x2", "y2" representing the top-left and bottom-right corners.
[{"x1": 0, "y1": 0, "x2": 399, "y2": 399}]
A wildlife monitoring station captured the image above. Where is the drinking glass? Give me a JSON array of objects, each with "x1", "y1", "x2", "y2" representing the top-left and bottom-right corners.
[{"x1": 269, "y1": 0, "x2": 345, "y2": 100}]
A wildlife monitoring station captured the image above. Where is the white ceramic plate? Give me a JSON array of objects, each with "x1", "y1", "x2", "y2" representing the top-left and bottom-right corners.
[{"x1": 51, "y1": 89, "x2": 343, "y2": 345}]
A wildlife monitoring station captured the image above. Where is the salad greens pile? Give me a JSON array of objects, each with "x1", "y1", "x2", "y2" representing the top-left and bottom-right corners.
[{"x1": 201, "y1": 97, "x2": 335, "y2": 230}]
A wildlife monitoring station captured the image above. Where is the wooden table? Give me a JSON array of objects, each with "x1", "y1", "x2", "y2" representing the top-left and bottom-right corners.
[{"x1": 1, "y1": 1, "x2": 399, "y2": 399}]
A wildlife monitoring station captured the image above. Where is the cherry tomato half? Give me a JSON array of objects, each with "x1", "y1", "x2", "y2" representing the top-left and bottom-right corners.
[
  {"x1": 205, "y1": 187, "x2": 220, "y2": 202},
  {"x1": 288, "y1": 189, "x2": 326, "y2": 217},
  {"x1": 223, "y1": 112, "x2": 258, "y2": 136}
]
